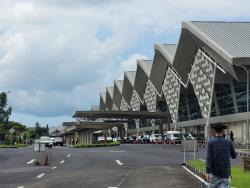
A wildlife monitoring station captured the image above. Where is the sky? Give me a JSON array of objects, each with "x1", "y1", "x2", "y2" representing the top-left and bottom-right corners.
[{"x1": 0, "y1": 0, "x2": 250, "y2": 127}]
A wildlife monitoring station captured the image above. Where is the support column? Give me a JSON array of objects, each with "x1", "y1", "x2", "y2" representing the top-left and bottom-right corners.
[
  {"x1": 151, "y1": 119, "x2": 155, "y2": 134},
  {"x1": 124, "y1": 123, "x2": 128, "y2": 137},
  {"x1": 243, "y1": 121, "x2": 247, "y2": 144},
  {"x1": 205, "y1": 118, "x2": 213, "y2": 140},
  {"x1": 136, "y1": 119, "x2": 140, "y2": 136}
]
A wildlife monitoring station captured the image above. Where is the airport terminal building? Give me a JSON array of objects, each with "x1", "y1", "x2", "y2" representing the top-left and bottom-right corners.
[{"x1": 96, "y1": 21, "x2": 250, "y2": 145}]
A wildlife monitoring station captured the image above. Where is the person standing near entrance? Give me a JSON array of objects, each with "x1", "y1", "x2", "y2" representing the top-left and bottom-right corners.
[{"x1": 206, "y1": 123, "x2": 237, "y2": 187}]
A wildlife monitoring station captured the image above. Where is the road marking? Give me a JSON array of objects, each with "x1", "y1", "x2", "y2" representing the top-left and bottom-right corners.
[
  {"x1": 17, "y1": 186, "x2": 24, "y2": 188},
  {"x1": 27, "y1": 159, "x2": 36, "y2": 164},
  {"x1": 51, "y1": 166, "x2": 57, "y2": 170},
  {"x1": 199, "y1": 159, "x2": 205, "y2": 162},
  {"x1": 109, "y1": 150, "x2": 125, "y2": 153},
  {"x1": 115, "y1": 160, "x2": 123, "y2": 166},
  {"x1": 182, "y1": 166, "x2": 207, "y2": 185},
  {"x1": 60, "y1": 160, "x2": 65, "y2": 164},
  {"x1": 67, "y1": 154, "x2": 71, "y2": 158},
  {"x1": 109, "y1": 169, "x2": 132, "y2": 188},
  {"x1": 36, "y1": 173, "x2": 45, "y2": 179}
]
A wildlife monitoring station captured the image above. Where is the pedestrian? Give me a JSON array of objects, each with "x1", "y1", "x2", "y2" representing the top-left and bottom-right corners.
[
  {"x1": 206, "y1": 123, "x2": 237, "y2": 188},
  {"x1": 229, "y1": 131, "x2": 234, "y2": 143}
]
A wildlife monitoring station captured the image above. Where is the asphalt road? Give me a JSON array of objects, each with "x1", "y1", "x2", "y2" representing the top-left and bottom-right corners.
[{"x1": 0, "y1": 144, "x2": 212, "y2": 188}]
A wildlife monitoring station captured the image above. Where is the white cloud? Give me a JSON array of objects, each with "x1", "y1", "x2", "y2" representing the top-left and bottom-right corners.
[
  {"x1": 0, "y1": 0, "x2": 249, "y2": 119},
  {"x1": 121, "y1": 54, "x2": 148, "y2": 72}
]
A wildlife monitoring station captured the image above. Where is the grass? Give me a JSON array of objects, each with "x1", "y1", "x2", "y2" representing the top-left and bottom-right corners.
[
  {"x1": 0, "y1": 143, "x2": 29, "y2": 148},
  {"x1": 188, "y1": 160, "x2": 250, "y2": 188},
  {"x1": 73, "y1": 141, "x2": 120, "y2": 148}
]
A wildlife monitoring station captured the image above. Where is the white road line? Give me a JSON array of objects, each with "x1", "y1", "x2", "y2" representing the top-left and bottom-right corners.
[
  {"x1": 182, "y1": 166, "x2": 207, "y2": 185},
  {"x1": 115, "y1": 160, "x2": 123, "y2": 166},
  {"x1": 108, "y1": 187, "x2": 117, "y2": 188},
  {"x1": 17, "y1": 186, "x2": 24, "y2": 188},
  {"x1": 51, "y1": 166, "x2": 57, "y2": 170},
  {"x1": 67, "y1": 154, "x2": 71, "y2": 158},
  {"x1": 60, "y1": 160, "x2": 65, "y2": 164},
  {"x1": 199, "y1": 159, "x2": 206, "y2": 162},
  {"x1": 27, "y1": 159, "x2": 36, "y2": 164},
  {"x1": 109, "y1": 150, "x2": 125, "y2": 153},
  {"x1": 36, "y1": 173, "x2": 45, "y2": 179}
]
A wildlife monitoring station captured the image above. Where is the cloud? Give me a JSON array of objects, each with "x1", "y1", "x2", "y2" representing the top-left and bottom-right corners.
[
  {"x1": 121, "y1": 54, "x2": 148, "y2": 72},
  {"x1": 0, "y1": 0, "x2": 249, "y2": 118}
]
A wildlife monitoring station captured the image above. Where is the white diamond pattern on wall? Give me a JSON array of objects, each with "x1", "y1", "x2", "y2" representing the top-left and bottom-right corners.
[
  {"x1": 162, "y1": 67, "x2": 181, "y2": 123},
  {"x1": 120, "y1": 97, "x2": 129, "y2": 111},
  {"x1": 112, "y1": 103, "x2": 119, "y2": 111},
  {"x1": 144, "y1": 80, "x2": 157, "y2": 112},
  {"x1": 189, "y1": 50, "x2": 215, "y2": 118},
  {"x1": 130, "y1": 90, "x2": 141, "y2": 111}
]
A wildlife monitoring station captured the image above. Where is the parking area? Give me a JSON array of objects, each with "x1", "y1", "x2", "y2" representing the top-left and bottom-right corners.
[{"x1": 0, "y1": 144, "x2": 203, "y2": 188}]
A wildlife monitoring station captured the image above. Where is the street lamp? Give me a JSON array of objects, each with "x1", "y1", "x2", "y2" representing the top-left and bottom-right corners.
[{"x1": 234, "y1": 64, "x2": 249, "y2": 150}]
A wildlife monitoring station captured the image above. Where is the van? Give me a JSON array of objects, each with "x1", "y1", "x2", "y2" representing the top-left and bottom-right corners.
[{"x1": 39, "y1": 136, "x2": 53, "y2": 148}]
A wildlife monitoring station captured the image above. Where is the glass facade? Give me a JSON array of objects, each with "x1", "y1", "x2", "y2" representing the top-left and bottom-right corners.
[
  {"x1": 234, "y1": 82, "x2": 250, "y2": 112},
  {"x1": 215, "y1": 84, "x2": 235, "y2": 115},
  {"x1": 187, "y1": 92, "x2": 202, "y2": 120},
  {"x1": 178, "y1": 93, "x2": 189, "y2": 121},
  {"x1": 177, "y1": 82, "x2": 249, "y2": 122}
]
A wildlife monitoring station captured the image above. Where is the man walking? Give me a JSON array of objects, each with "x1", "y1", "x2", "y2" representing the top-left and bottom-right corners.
[{"x1": 206, "y1": 123, "x2": 237, "y2": 188}]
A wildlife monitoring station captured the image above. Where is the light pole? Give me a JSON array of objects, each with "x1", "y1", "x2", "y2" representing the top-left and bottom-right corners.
[{"x1": 234, "y1": 64, "x2": 249, "y2": 150}]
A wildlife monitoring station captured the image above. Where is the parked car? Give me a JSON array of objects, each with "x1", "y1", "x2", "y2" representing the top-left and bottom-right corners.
[
  {"x1": 124, "y1": 136, "x2": 136, "y2": 143},
  {"x1": 136, "y1": 136, "x2": 143, "y2": 144},
  {"x1": 97, "y1": 136, "x2": 106, "y2": 142},
  {"x1": 149, "y1": 134, "x2": 163, "y2": 143},
  {"x1": 163, "y1": 134, "x2": 171, "y2": 143},
  {"x1": 166, "y1": 131, "x2": 183, "y2": 144},
  {"x1": 183, "y1": 133, "x2": 195, "y2": 140},
  {"x1": 142, "y1": 135, "x2": 150, "y2": 144},
  {"x1": 112, "y1": 137, "x2": 122, "y2": 142}
]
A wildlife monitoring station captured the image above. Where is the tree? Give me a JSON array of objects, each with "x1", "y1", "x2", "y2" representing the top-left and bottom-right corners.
[
  {"x1": 45, "y1": 124, "x2": 49, "y2": 136},
  {"x1": 0, "y1": 92, "x2": 12, "y2": 128},
  {"x1": 35, "y1": 122, "x2": 42, "y2": 138},
  {"x1": 0, "y1": 92, "x2": 12, "y2": 143}
]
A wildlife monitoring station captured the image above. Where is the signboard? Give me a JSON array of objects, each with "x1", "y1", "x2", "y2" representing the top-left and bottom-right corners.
[{"x1": 181, "y1": 140, "x2": 198, "y2": 152}]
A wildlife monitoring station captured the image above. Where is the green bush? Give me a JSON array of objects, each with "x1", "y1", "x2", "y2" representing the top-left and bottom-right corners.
[
  {"x1": 74, "y1": 141, "x2": 120, "y2": 148},
  {"x1": 0, "y1": 144, "x2": 29, "y2": 148}
]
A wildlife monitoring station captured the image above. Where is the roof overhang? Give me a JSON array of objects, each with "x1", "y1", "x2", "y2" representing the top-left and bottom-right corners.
[
  {"x1": 99, "y1": 92, "x2": 106, "y2": 111},
  {"x1": 134, "y1": 60, "x2": 152, "y2": 101},
  {"x1": 105, "y1": 87, "x2": 114, "y2": 111},
  {"x1": 121, "y1": 71, "x2": 136, "y2": 104},
  {"x1": 150, "y1": 44, "x2": 177, "y2": 94},
  {"x1": 174, "y1": 21, "x2": 239, "y2": 84},
  {"x1": 113, "y1": 80, "x2": 123, "y2": 109},
  {"x1": 73, "y1": 110, "x2": 170, "y2": 120}
]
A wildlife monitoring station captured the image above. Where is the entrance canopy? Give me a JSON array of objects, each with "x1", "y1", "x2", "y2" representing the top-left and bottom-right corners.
[{"x1": 73, "y1": 110, "x2": 170, "y2": 120}]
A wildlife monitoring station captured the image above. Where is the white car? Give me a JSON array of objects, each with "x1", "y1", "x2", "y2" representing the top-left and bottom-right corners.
[
  {"x1": 97, "y1": 136, "x2": 105, "y2": 142},
  {"x1": 166, "y1": 131, "x2": 183, "y2": 143},
  {"x1": 149, "y1": 134, "x2": 162, "y2": 143}
]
